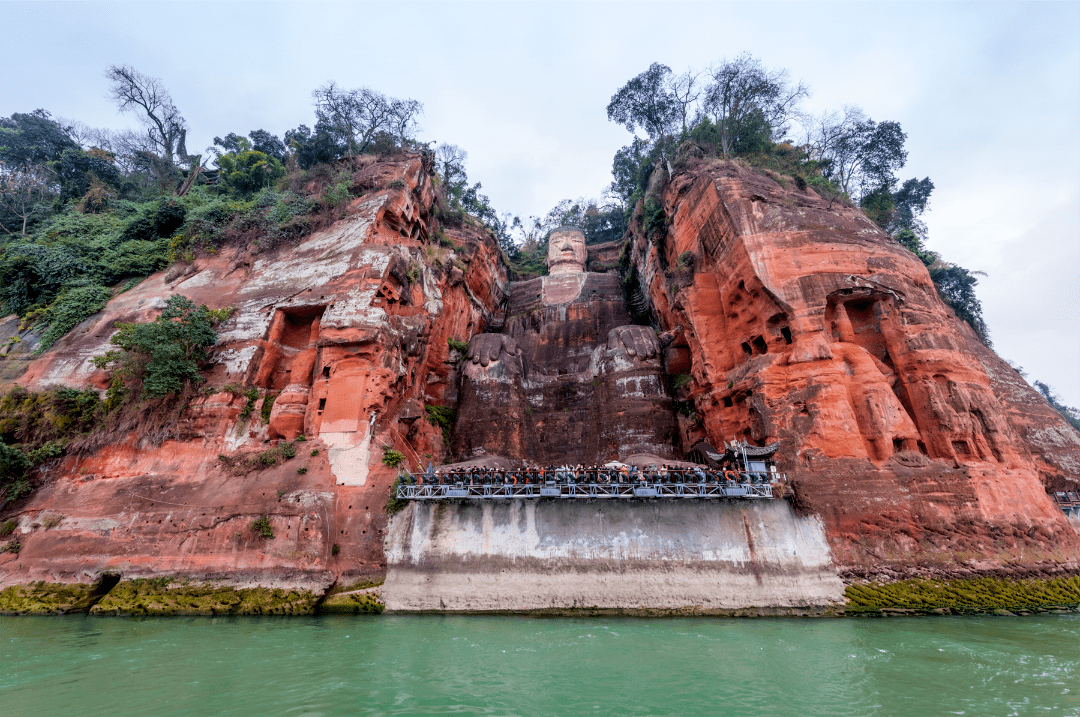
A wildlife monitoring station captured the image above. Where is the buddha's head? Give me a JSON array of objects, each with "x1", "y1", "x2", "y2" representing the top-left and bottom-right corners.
[{"x1": 546, "y1": 227, "x2": 586, "y2": 275}]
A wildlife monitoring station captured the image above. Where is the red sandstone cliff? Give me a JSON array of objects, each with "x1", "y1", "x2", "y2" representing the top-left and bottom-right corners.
[
  {"x1": 0, "y1": 153, "x2": 507, "y2": 590},
  {"x1": 1, "y1": 152, "x2": 1078, "y2": 594},
  {"x1": 629, "y1": 156, "x2": 1080, "y2": 575}
]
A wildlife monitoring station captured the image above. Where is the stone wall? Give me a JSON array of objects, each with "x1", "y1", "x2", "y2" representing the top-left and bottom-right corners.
[{"x1": 383, "y1": 499, "x2": 845, "y2": 613}]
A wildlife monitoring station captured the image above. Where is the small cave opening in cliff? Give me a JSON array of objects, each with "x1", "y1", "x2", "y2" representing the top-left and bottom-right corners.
[
  {"x1": 751, "y1": 336, "x2": 768, "y2": 354},
  {"x1": 781, "y1": 327, "x2": 792, "y2": 344},
  {"x1": 723, "y1": 396, "x2": 733, "y2": 407},
  {"x1": 741, "y1": 342, "x2": 752, "y2": 356},
  {"x1": 893, "y1": 438, "x2": 905, "y2": 454},
  {"x1": 318, "y1": 398, "x2": 326, "y2": 411},
  {"x1": 256, "y1": 305, "x2": 327, "y2": 390},
  {"x1": 95, "y1": 572, "x2": 121, "y2": 596}
]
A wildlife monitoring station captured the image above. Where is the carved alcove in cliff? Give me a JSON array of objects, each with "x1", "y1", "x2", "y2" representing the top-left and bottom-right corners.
[{"x1": 250, "y1": 305, "x2": 326, "y2": 441}]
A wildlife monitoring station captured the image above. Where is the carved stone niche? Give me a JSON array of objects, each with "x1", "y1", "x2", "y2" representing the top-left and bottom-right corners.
[{"x1": 248, "y1": 305, "x2": 326, "y2": 441}]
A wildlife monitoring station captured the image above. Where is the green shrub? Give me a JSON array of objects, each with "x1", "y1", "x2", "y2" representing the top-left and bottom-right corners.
[
  {"x1": 425, "y1": 405, "x2": 456, "y2": 443},
  {"x1": 217, "y1": 150, "x2": 285, "y2": 195},
  {"x1": 297, "y1": 467, "x2": 307, "y2": 475},
  {"x1": 644, "y1": 197, "x2": 666, "y2": 242},
  {"x1": 382, "y1": 447, "x2": 404, "y2": 468},
  {"x1": 0, "y1": 519, "x2": 14, "y2": 537},
  {"x1": 35, "y1": 284, "x2": 112, "y2": 353},
  {"x1": 447, "y1": 338, "x2": 469, "y2": 354},
  {"x1": 310, "y1": 449, "x2": 319, "y2": 457},
  {"x1": 238, "y1": 386, "x2": 259, "y2": 420},
  {"x1": 250, "y1": 515, "x2": 274, "y2": 539},
  {"x1": 673, "y1": 374, "x2": 693, "y2": 391},
  {"x1": 386, "y1": 477, "x2": 407, "y2": 515},
  {"x1": 92, "y1": 295, "x2": 231, "y2": 400},
  {"x1": 260, "y1": 393, "x2": 278, "y2": 424}
]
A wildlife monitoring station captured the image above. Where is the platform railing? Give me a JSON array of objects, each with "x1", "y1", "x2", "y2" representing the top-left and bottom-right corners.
[{"x1": 396, "y1": 469, "x2": 783, "y2": 501}]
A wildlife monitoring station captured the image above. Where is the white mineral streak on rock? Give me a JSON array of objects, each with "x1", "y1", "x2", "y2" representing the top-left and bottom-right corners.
[
  {"x1": 383, "y1": 500, "x2": 844, "y2": 612},
  {"x1": 323, "y1": 425, "x2": 373, "y2": 487},
  {"x1": 212, "y1": 345, "x2": 257, "y2": 377}
]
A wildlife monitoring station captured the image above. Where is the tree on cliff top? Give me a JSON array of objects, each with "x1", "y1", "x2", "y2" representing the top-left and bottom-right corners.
[
  {"x1": 105, "y1": 65, "x2": 190, "y2": 182},
  {"x1": 311, "y1": 82, "x2": 423, "y2": 157},
  {"x1": 607, "y1": 63, "x2": 680, "y2": 150},
  {"x1": 701, "y1": 53, "x2": 808, "y2": 157}
]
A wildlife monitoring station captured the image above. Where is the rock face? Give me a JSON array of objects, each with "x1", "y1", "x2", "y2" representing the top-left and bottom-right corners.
[
  {"x1": 2, "y1": 152, "x2": 1078, "y2": 603},
  {"x1": 452, "y1": 227, "x2": 675, "y2": 465},
  {"x1": 0, "y1": 153, "x2": 507, "y2": 589},
  {"x1": 627, "y1": 159, "x2": 1080, "y2": 573}
]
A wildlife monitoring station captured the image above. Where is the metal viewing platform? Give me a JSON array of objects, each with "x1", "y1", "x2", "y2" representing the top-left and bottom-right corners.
[
  {"x1": 396, "y1": 467, "x2": 782, "y2": 501},
  {"x1": 1052, "y1": 491, "x2": 1080, "y2": 518}
]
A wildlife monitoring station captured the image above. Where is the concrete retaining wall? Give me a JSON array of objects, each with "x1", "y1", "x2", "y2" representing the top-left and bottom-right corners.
[{"x1": 383, "y1": 500, "x2": 845, "y2": 613}]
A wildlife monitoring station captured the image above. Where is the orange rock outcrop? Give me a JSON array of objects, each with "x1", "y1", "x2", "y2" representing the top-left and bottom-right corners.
[
  {"x1": 629, "y1": 158, "x2": 1080, "y2": 575},
  {"x1": 0, "y1": 153, "x2": 506, "y2": 589}
]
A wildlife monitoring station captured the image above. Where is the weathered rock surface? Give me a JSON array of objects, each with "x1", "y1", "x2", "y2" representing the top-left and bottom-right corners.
[
  {"x1": 627, "y1": 158, "x2": 1080, "y2": 573},
  {"x1": 0, "y1": 153, "x2": 507, "y2": 592}
]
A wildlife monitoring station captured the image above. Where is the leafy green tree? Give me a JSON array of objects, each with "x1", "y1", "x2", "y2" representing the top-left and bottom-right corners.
[
  {"x1": 0, "y1": 163, "x2": 53, "y2": 236},
  {"x1": 607, "y1": 63, "x2": 680, "y2": 148},
  {"x1": 701, "y1": 53, "x2": 808, "y2": 157},
  {"x1": 895, "y1": 229, "x2": 937, "y2": 267},
  {"x1": 248, "y1": 130, "x2": 286, "y2": 161},
  {"x1": 311, "y1": 82, "x2": 422, "y2": 157},
  {"x1": 217, "y1": 150, "x2": 284, "y2": 194},
  {"x1": 929, "y1": 264, "x2": 990, "y2": 344},
  {"x1": 0, "y1": 110, "x2": 79, "y2": 167},
  {"x1": 284, "y1": 122, "x2": 343, "y2": 169},
  {"x1": 889, "y1": 177, "x2": 934, "y2": 237},
  {"x1": 213, "y1": 133, "x2": 248, "y2": 155},
  {"x1": 56, "y1": 148, "x2": 122, "y2": 201},
  {"x1": 610, "y1": 137, "x2": 651, "y2": 206},
  {"x1": 1033, "y1": 382, "x2": 1080, "y2": 432},
  {"x1": 94, "y1": 295, "x2": 231, "y2": 398}
]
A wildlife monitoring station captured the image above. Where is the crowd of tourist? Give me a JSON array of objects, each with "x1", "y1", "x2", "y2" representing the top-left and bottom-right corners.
[{"x1": 405, "y1": 462, "x2": 774, "y2": 486}]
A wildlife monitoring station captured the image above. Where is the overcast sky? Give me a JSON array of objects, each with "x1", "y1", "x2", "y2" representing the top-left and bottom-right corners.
[{"x1": 2, "y1": 1, "x2": 1077, "y2": 404}]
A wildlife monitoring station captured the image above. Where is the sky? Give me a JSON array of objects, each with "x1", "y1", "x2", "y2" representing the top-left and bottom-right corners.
[{"x1": 1, "y1": 1, "x2": 1077, "y2": 405}]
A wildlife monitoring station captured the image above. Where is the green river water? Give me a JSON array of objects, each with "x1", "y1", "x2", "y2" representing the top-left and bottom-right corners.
[{"x1": 2, "y1": 614, "x2": 1077, "y2": 716}]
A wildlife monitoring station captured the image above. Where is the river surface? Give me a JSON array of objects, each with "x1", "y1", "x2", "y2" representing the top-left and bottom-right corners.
[{"x1": 2, "y1": 614, "x2": 1078, "y2": 716}]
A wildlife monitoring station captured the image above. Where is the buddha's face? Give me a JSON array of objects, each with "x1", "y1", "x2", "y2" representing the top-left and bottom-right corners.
[{"x1": 547, "y1": 229, "x2": 586, "y2": 275}]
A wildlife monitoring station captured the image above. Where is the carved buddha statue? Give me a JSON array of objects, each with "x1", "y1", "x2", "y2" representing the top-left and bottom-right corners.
[{"x1": 451, "y1": 227, "x2": 676, "y2": 465}]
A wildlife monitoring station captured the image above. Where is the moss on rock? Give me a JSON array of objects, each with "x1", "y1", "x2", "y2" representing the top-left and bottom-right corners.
[
  {"x1": 0, "y1": 582, "x2": 101, "y2": 615},
  {"x1": 845, "y1": 576, "x2": 1080, "y2": 615},
  {"x1": 319, "y1": 590, "x2": 385, "y2": 614},
  {"x1": 89, "y1": 578, "x2": 319, "y2": 616}
]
